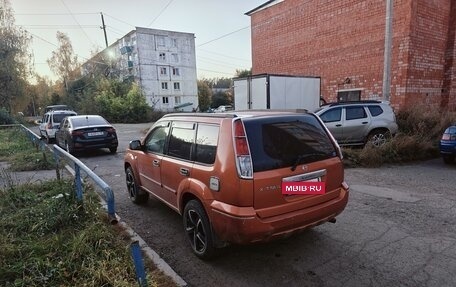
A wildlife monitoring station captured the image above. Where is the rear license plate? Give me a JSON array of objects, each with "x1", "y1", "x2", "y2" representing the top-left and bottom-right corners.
[
  {"x1": 282, "y1": 178, "x2": 325, "y2": 195},
  {"x1": 88, "y1": 131, "x2": 104, "y2": 136}
]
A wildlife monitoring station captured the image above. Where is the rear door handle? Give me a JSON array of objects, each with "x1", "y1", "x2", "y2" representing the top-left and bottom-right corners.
[
  {"x1": 152, "y1": 159, "x2": 160, "y2": 167},
  {"x1": 179, "y1": 168, "x2": 190, "y2": 176},
  {"x1": 335, "y1": 124, "x2": 342, "y2": 127},
  {"x1": 362, "y1": 122, "x2": 368, "y2": 124}
]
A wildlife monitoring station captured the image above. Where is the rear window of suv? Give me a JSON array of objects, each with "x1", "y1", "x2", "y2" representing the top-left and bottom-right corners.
[
  {"x1": 243, "y1": 115, "x2": 337, "y2": 172},
  {"x1": 367, "y1": 105, "x2": 384, "y2": 117}
]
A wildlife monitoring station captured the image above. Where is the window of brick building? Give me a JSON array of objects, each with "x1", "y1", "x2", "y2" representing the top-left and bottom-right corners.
[{"x1": 337, "y1": 90, "x2": 361, "y2": 102}]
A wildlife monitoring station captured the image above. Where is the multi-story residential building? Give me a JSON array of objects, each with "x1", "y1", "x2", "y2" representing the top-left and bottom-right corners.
[
  {"x1": 83, "y1": 27, "x2": 198, "y2": 112},
  {"x1": 246, "y1": 0, "x2": 456, "y2": 111}
]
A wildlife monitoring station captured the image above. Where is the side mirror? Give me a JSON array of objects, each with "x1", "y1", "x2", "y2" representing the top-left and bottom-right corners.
[{"x1": 129, "y1": 140, "x2": 142, "y2": 150}]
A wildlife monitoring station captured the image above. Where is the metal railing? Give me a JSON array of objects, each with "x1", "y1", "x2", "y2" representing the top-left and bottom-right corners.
[
  {"x1": 6, "y1": 124, "x2": 151, "y2": 285},
  {"x1": 53, "y1": 144, "x2": 118, "y2": 224}
]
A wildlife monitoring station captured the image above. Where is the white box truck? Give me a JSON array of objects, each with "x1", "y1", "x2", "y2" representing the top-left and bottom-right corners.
[{"x1": 233, "y1": 74, "x2": 321, "y2": 111}]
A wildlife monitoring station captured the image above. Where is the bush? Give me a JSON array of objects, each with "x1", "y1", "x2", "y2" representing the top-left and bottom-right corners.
[
  {"x1": 343, "y1": 104, "x2": 456, "y2": 167},
  {"x1": 0, "y1": 108, "x2": 15, "y2": 125}
]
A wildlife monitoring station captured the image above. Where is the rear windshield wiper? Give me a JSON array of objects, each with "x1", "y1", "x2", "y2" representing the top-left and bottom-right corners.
[{"x1": 291, "y1": 153, "x2": 328, "y2": 171}]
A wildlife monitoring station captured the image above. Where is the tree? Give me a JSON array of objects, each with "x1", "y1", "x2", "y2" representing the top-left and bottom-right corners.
[
  {"x1": 47, "y1": 32, "x2": 80, "y2": 93},
  {"x1": 197, "y1": 80, "x2": 212, "y2": 111},
  {"x1": 235, "y1": 68, "x2": 252, "y2": 78},
  {"x1": 0, "y1": 0, "x2": 32, "y2": 112},
  {"x1": 211, "y1": 91, "x2": 231, "y2": 108}
]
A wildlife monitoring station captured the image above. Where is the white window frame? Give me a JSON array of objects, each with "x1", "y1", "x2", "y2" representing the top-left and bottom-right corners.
[
  {"x1": 173, "y1": 82, "x2": 180, "y2": 90},
  {"x1": 161, "y1": 82, "x2": 168, "y2": 90}
]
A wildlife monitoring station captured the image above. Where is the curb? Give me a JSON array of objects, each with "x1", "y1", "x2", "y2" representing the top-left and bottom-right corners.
[{"x1": 64, "y1": 164, "x2": 187, "y2": 286}]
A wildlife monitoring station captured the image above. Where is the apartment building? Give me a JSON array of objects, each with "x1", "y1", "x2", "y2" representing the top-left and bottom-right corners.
[{"x1": 83, "y1": 27, "x2": 198, "y2": 112}]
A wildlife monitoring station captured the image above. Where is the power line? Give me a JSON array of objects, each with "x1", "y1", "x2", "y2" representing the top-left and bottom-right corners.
[
  {"x1": 197, "y1": 68, "x2": 236, "y2": 76},
  {"x1": 14, "y1": 12, "x2": 98, "y2": 16},
  {"x1": 198, "y1": 48, "x2": 251, "y2": 63},
  {"x1": 60, "y1": 0, "x2": 95, "y2": 46},
  {"x1": 147, "y1": 0, "x2": 175, "y2": 27},
  {"x1": 197, "y1": 26, "x2": 250, "y2": 47},
  {"x1": 103, "y1": 13, "x2": 136, "y2": 28}
]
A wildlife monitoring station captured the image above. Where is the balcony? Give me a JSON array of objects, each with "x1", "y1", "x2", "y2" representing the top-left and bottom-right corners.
[{"x1": 120, "y1": 46, "x2": 133, "y2": 55}]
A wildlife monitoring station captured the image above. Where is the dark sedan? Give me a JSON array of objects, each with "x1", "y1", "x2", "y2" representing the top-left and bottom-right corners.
[{"x1": 55, "y1": 115, "x2": 118, "y2": 154}]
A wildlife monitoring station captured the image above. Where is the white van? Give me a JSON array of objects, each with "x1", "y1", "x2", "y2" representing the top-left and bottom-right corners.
[{"x1": 39, "y1": 110, "x2": 77, "y2": 143}]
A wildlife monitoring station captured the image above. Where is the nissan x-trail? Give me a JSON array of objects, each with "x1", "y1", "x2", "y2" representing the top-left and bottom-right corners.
[{"x1": 124, "y1": 111, "x2": 349, "y2": 259}]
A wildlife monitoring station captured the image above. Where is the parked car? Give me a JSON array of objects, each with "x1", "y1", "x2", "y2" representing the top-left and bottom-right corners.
[
  {"x1": 314, "y1": 100, "x2": 398, "y2": 146},
  {"x1": 213, "y1": 105, "x2": 233, "y2": 112},
  {"x1": 124, "y1": 111, "x2": 349, "y2": 259},
  {"x1": 55, "y1": 115, "x2": 118, "y2": 154},
  {"x1": 44, "y1": 104, "x2": 72, "y2": 113},
  {"x1": 440, "y1": 124, "x2": 456, "y2": 164},
  {"x1": 39, "y1": 110, "x2": 78, "y2": 143}
]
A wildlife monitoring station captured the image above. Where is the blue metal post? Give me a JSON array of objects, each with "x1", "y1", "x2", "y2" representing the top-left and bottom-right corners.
[
  {"x1": 74, "y1": 164, "x2": 83, "y2": 200},
  {"x1": 130, "y1": 241, "x2": 148, "y2": 287}
]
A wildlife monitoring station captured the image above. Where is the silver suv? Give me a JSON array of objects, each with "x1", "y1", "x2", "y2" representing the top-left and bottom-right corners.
[{"x1": 315, "y1": 101, "x2": 398, "y2": 146}]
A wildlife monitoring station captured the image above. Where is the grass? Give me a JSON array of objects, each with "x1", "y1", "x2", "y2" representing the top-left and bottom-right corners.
[
  {"x1": 342, "y1": 105, "x2": 456, "y2": 167},
  {"x1": 0, "y1": 127, "x2": 55, "y2": 171},
  {"x1": 0, "y1": 126, "x2": 177, "y2": 286}
]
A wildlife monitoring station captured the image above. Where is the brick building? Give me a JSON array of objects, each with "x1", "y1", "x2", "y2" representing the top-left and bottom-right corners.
[{"x1": 247, "y1": 0, "x2": 456, "y2": 110}]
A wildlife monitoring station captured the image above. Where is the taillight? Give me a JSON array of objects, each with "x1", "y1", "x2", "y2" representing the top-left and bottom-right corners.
[
  {"x1": 106, "y1": 127, "x2": 116, "y2": 135},
  {"x1": 47, "y1": 122, "x2": 52, "y2": 129},
  {"x1": 71, "y1": 130, "x2": 84, "y2": 137},
  {"x1": 233, "y1": 120, "x2": 253, "y2": 179}
]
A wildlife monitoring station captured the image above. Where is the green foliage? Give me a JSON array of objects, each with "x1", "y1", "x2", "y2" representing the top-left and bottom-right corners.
[
  {"x1": 0, "y1": 0, "x2": 32, "y2": 113},
  {"x1": 0, "y1": 128, "x2": 54, "y2": 171},
  {"x1": 0, "y1": 179, "x2": 141, "y2": 286},
  {"x1": 211, "y1": 91, "x2": 231, "y2": 108},
  {"x1": 197, "y1": 80, "x2": 212, "y2": 111},
  {"x1": 0, "y1": 108, "x2": 15, "y2": 125},
  {"x1": 91, "y1": 79, "x2": 152, "y2": 123},
  {"x1": 235, "y1": 68, "x2": 252, "y2": 78},
  {"x1": 343, "y1": 105, "x2": 456, "y2": 167}
]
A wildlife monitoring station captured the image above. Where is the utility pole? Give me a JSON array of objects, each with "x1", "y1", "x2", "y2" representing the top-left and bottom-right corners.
[
  {"x1": 382, "y1": 0, "x2": 393, "y2": 101},
  {"x1": 100, "y1": 12, "x2": 108, "y2": 48}
]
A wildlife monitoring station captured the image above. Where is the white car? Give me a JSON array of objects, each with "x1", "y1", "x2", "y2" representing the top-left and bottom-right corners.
[{"x1": 39, "y1": 110, "x2": 77, "y2": 143}]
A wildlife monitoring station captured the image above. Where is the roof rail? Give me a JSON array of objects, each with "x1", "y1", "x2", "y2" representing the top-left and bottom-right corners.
[
  {"x1": 325, "y1": 100, "x2": 382, "y2": 107},
  {"x1": 162, "y1": 112, "x2": 237, "y2": 119}
]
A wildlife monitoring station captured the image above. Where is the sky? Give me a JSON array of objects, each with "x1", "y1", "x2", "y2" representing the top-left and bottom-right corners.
[{"x1": 10, "y1": 0, "x2": 266, "y2": 81}]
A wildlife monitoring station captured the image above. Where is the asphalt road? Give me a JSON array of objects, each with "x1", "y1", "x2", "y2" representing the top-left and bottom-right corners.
[{"x1": 41, "y1": 123, "x2": 456, "y2": 287}]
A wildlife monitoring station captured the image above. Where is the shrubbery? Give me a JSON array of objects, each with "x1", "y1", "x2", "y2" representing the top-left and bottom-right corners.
[
  {"x1": 0, "y1": 108, "x2": 15, "y2": 125},
  {"x1": 343, "y1": 105, "x2": 456, "y2": 167}
]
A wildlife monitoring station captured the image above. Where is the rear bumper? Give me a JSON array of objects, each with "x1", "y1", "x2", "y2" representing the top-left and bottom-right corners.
[
  {"x1": 208, "y1": 184, "x2": 349, "y2": 244},
  {"x1": 73, "y1": 138, "x2": 118, "y2": 151},
  {"x1": 440, "y1": 141, "x2": 456, "y2": 155}
]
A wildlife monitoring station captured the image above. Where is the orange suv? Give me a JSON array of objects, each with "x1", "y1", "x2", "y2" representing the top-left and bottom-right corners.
[{"x1": 124, "y1": 111, "x2": 349, "y2": 258}]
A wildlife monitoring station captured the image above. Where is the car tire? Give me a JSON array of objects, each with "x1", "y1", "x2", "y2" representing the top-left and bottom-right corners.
[
  {"x1": 109, "y1": 147, "x2": 117, "y2": 154},
  {"x1": 367, "y1": 130, "x2": 390, "y2": 147},
  {"x1": 443, "y1": 155, "x2": 455, "y2": 164},
  {"x1": 183, "y1": 200, "x2": 216, "y2": 260},
  {"x1": 125, "y1": 167, "x2": 149, "y2": 204}
]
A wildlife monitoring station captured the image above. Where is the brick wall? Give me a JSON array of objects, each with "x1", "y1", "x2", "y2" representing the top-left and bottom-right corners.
[{"x1": 249, "y1": 0, "x2": 455, "y2": 111}]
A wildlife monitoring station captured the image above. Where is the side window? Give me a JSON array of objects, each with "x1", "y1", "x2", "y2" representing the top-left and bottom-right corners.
[
  {"x1": 368, "y1": 105, "x2": 384, "y2": 117},
  {"x1": 195, "y1": 124, "x2": 219, "y2": 164},
  {"x1": 345, "y1": 106, "x2": 367, "y2": 120},
  {"x1": 168, "y1": 122, "x2": 195, "y2": 160},
  {"x1": 145, "y1": 122, "x2": 170, "y2": 154},
  {"x1": 320, "y1": 108, "x2": 341, "y2": 123}
]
